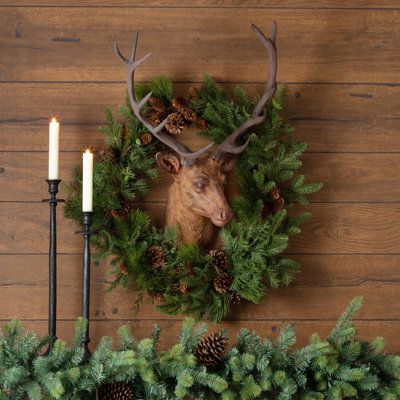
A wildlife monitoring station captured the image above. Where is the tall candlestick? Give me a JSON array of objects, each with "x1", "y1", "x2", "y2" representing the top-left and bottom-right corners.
[
  {"x1": 48, "y1": 118, "x2": 60, "y2": 179},
  {"x1": 82, "y1": 149, "x2": 93, "y2": 212}
]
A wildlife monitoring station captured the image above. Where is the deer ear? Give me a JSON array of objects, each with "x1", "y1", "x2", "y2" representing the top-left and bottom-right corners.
[
  {"x1": 220, "y1": 154, "x2": 237, "y2": 172},
  {"x1": 156, "y1": 152, "x2": 182, "y2": 174}
]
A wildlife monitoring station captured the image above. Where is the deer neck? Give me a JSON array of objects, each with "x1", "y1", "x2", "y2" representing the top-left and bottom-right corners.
[{"x1": 165, "y1": 181, "x2": 213, "y2": 246}]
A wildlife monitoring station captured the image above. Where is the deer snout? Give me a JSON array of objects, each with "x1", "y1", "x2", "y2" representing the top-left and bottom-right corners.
[{"x1": 212, "y1": 207, "x2": 233, "y2": 227}]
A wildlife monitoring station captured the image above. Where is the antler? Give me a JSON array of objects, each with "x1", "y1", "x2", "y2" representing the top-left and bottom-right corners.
[
  {"x1": 212, "y1": 22, "x2": 278, "y2": 163},
  {"x1": 114, "y1": 32, "x2": 214, "y2": 167}
]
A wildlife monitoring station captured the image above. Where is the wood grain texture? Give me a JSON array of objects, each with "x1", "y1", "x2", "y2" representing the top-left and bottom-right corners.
[
  {"x1": 0, "y1": 255, "x2": 398, "y2": 322},
  {"x1": 1, "y1": 202, "x2": 400, "y2": 255},
  {"x1": 1, "y1": 8, "x2": 399, "y2": 83},
  {"x1": 1, "y1": 83, "x2": 400, "y2": 152},
  {"x1": 1, "y1": 151, "x2": 400, "y2": 202},
  {"x1": 2, "y1": 1, "x2": 400, "y2": 9}
]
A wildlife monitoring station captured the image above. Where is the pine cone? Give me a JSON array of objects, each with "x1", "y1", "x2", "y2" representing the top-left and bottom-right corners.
[
  {"x1": 197, "y1": 118, "x2": 208, "y2": 130},
  {"x1": 174, "y1": 281, "x2": 188, "y2": 294},
  {"x1": 151, "y1": 292, "x2": 164, "y2": 303},
  {"x1": 181, "y1": 107, "x2": 197, "y2": 122},
  {"x1": 119, "y1": 263, "x2": 129, "y2": 277},
  {"x1": 111, "y1": 201, "x2": 130, "y2": 219},
  {"x1": 150, "y1": 110, "x2": 168, "y2": 127},
  {"x1": 213, "y1": 272, "x2": 233, "y2": 294},
  {"x1": 97, "y1": 382, "x2": 134, "y2": 400},
  {"x1": 171, "y1": 97, "x2": 187, "y2": 112},
  {"x1": 262, "y1": 203, "x2": 271, "y2": 218},
  {"x1": 229, "y1": 291, "x2": 242, "y2": 305},
  {"x1": 123, "y1": 126, "x2": 130, "y2": 141},
  {"x1": 98, "y1": 147, "x2": 116, "y2": 164},
  {"x1": 208, "y1": 249, "x2": 230, "y2": 270},
  {"x1": 269, "y1": 187, "x2": 281, "y2": 200},
  {"x1": 148, "y1": 96, "x2": 166, "y2": 112},
  {"x1": 193, "y1": 331, "x2": 228, "y2": 368},
  {"x1": 166, "y1": 112, "x2": 184, "y2": 134},
  {"x1": 140, "y1": 132, "x2": 153, "y2": 145},
  {"x1": 272, "y1": 197, "x2": 285, "y2": 214},
  {"x1": 188, "y1": 85, "x2": 200, "y2": 101},
  {"x1": 147, "y1": 245, "x2": 165, "y2": 269}
]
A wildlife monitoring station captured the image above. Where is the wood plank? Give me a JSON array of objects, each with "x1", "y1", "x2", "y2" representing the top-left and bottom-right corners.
[
  {"x1": 2, "y1": 151, "x2": 400, "y2": 202},
  {"x1": 3, "y1": 319, "x2": 398, "y2": 354},
  {"x1": 2, "y1": 253, "x2": 398, "y2": 291},
  {"x1": 0, "y1": 255, "x2": 399, "y2": 321},
  {"x1": 2, "y1": 1, "x2": 400, "y2": 9},
  {"x1": 1, "y1": 83, "x2": 400, "y2": 153},
  {"x1": 1, "y1": 8, "x2": 399, "y2": 83},
  {"x1": 1, "y1": 202, "x2": 400, "y2": 254}
]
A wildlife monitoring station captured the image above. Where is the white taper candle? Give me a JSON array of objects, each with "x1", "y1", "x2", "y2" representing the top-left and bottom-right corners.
[
  {"x1": 82, "y1": 149, "x2": 93, "y2": 212},
  {"x1": 48, "y1": 118, "x2": 60, "y2": 179}
]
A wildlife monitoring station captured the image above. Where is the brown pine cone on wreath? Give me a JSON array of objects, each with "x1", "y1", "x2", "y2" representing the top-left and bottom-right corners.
[
  {"x1": 97, "y1": 382, "x2": 134, "y2": 400},
  {"x1": 181, "y1": 107, "x2": 197, "y2": 122},
  {"x1": 140, "y1": 132, "x2": 153, "y2": 145},
  {"x1": 193, "y1": 331, "x2": 229, "y2": 368},
  {"x1": 151, "y1": 292, "x2": 164, "y2": 303},
  {"x1": 188, "y1": 85, "x2": 200, "y2": 101},
  {"x1": 149, "y1": 110, "x2": 168, "y2": 127},
  {"x1": 171, "y1": 96, "x2": 187, "y2": 112},
  {"x1": 173, "y1": 281, "x2": 189, "y2": 294},
  {"x1": 147, "y1": 244, "x2": 165, "y2": 269},
  {"x1": 262, "y1": 203, "x2": 271, "y2": 218},
  {"x1": 268, "y1": 187, "x2": 281, "y2": 200},
  {"x1": 197, "y1": 118, "x2": 208, "y2": 130},
  {"x1": 229, "y1": 291, "x2": 242, "y2": 305},
  {"x1": 213, "y1": 271, "x2": 233, "y2": 294},
  {"x1": 208, "y1": 249, "x2": 230, "y2": 270},
  {"x1": 166, "y1": 112, "x2": 184, "y2": 135},
  {"x1": 272, "y1": 196, "x2": 285, "y2": 214},
  {"x1": 111, "y1": 201, "x2": 131, "y2": 219},
  {"x1": 148, "y1": 96, "x2": 166, "y2": 112},
  {"x1": 98, "y1": 146, "x2": 117, "y2": 164},
  {"x1": 119, "y1": 263, "x2": 129, "y2": 277}
]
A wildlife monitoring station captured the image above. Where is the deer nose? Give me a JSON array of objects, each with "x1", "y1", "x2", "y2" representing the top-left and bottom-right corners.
[{"x1": 214, "y1": 208, "x2": 233, "y2": 226}]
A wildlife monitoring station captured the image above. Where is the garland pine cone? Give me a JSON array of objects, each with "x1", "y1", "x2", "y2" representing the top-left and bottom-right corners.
[
  {"x1": 193, "y1": 331, "x2": 229, "y2": 368},
  {"x1": 97, "y1": 382, "x2": 134, "y2": 400}
]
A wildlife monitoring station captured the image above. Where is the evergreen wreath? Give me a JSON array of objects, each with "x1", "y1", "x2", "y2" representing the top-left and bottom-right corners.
[
  {"x1": 1, "y1": 298, "x2": 400, "y2": 399},
  {"x1": 64, "y1": 75, "x2": 322, "y2": 322}
]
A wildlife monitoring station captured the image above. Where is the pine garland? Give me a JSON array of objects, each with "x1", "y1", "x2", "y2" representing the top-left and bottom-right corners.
[
  {"x1": 64, "y1": 75, "x2": 322, "y2": 322},
  {"x1": 1, "y1": 298, "x2": 399, "y2": 399}
]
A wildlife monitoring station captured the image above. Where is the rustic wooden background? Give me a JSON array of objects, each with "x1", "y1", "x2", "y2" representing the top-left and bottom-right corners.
[{"x1": 1, "y1": 1, "x2": 400, "y2": 352}]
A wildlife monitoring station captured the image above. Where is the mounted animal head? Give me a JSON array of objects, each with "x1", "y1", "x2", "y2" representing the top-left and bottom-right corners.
[{"x1": 115, "y1": 22, "x2": 277, "y2": 244}]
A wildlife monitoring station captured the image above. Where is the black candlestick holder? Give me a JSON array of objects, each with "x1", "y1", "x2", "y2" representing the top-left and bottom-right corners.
[
  {"x1": 42, "y1": 179, "x2": 64, "y2": 348},
  {"x1": 80, "y1": 211, "x2": 93, "y2": 359}
]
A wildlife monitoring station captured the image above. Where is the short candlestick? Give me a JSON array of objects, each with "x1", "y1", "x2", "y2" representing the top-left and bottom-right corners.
[{"x1": 81, "y1": 211, "x2": 92, "y2": 359}]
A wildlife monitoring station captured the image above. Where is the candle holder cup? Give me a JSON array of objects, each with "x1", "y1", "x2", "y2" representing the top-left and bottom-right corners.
[{"x1": 42, "y1": 179, "x2": 65, "y2": 350}]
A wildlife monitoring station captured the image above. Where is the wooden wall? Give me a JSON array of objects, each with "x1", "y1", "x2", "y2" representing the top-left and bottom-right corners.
[{"x1": 1, "y1": 1, "x2": 400, "y2": 352}]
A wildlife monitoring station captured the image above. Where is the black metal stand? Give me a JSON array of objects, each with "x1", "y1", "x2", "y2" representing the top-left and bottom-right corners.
[
  {"x1": 42, "y1": 179, "x2": 64, "y2": 348},
  {"x1": 81, "y1": 211, "x2": 92, "y2": 359}
]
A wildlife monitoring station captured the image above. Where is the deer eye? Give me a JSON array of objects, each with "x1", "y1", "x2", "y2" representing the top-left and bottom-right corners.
[{"x1": 194, "y1": 179, "x2": 208, "y2": 192}]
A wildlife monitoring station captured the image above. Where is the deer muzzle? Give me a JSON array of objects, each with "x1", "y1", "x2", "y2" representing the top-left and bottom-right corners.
[{"x1": 211, "y1": 207, "x2": 233, "y2": 227}]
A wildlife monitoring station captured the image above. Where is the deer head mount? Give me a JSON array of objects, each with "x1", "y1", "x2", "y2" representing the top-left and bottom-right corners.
[{"x1": 115, "y1": 22, "x2": 277, "y2": 246}]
